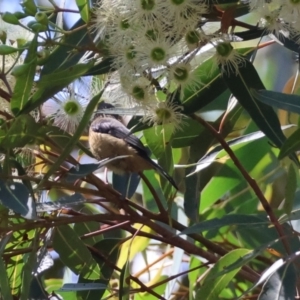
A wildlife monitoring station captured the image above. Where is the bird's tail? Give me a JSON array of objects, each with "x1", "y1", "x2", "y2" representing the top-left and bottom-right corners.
[{"x1": 148, "y1": 159, "x2": 178, "y2": 190}]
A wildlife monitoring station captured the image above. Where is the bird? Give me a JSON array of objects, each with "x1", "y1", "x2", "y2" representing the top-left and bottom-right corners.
[{"x1": 89, "y1": 108, "x2": 178, "y2": 190}]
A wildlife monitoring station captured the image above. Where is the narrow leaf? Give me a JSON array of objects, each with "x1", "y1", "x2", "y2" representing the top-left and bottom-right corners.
[
  {"x1": 11, "y1": 35, "x2": 38, "y2": 115},
  {"x1": 279, "y1": 128, "x2": 300, "y2": 159},
  {"x1": 0, "y1": 258, "x2": 13, "y2": 300},
  {"x1": 21, "y1": 61, "x2": 94, "y2": 114},
  {"x1": 239, "y1": 251, "x2": 300, "y2": 299},
  {"x1": 258, "y1": 264, "x2": 296, "y2": 300},
  {"x1": 284, "y1": 163, "x2": 298, "y2": 215},
  {"x1": 189, "y1": 125, "x2": 294, "y2": 176},
  {"x1": 76, "y1": 0, "x2": 90, "y2": 23},
  {"x1": 253, "y1": 89, "x2": 300, "y2": 114},
  {"x1": 222, "y1": 59, "x2": 295, "y2": 161},
  {"x1": 179, "y1": 214, "x2": 269, "y2": 235},
  {"x1": 53, "y1": 225, "x2": 101, "y2": 279},
  {"x1": 196, "y1": 249, "x2": 251, "y2": 300},
  {"x1": 0, "y1": 180, "x2": 29, "y2": 216}
]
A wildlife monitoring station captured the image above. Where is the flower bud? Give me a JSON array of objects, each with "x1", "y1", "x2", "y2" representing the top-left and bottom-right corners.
[
  {"x1": 22, "y1": 0, "x2": 37, "y2": 15},
  {"x1": 0, "y1": 45, "x2": 19, "y2": 55},
  {"x1": 1, "y1": 12, "x2": 19, "y2": 25},
  {"x1": 0, "y1": 30, "x2": 7, "y2": 44}
]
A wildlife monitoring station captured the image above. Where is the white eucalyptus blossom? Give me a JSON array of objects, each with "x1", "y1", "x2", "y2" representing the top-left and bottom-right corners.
[
  {"x1": 169, "y1": 62, "x2": 203, "y2": 98},
  {"x1": 142, "y1": 100, "x2": 184, "y2": 132},
  {"x1": 213, "y1": 41, "x2": 245, "y2": 76},
  {"x1": 42, "y1": 84, "x2": 88, "y2": 134}
]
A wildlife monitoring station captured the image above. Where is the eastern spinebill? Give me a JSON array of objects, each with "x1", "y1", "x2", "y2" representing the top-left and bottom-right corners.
[{"x1": 89, "y1": 108, "x2": 178, "y2": 190}]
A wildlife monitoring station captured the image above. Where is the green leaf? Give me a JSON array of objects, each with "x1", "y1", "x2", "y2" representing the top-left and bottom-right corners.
[
  {"x1": 279, "y1": 208, "x2": 300, "y2": 224},
  {"x1": 53, "y1": 225, "x2": 101, "y2": 279},
  {"x1": 196, "y1": 248, "x2": 251, "y2": 300},
  {"x1": 38, "y1": 62, "x2": 94, "y2": 89},
  {"x1": 41, "y1": 18, "x2": 90, "y2": 75},
  {"x1": 59, "y1": 283, "x2": 107, "y2": 291},
  {"x1": 7, "y1": 255, "x2": 23, "y2": 295},
  {"x1": 84, "y1": 57, "x2": 114, "y2": 76},
  {"x1": 240, "y1": 252, "x2": 300, "y2": 299},
  {"x1": 200, "y1": 137, "x2": 275, "y2": 211},
  {"x1": 135, "y1": 276, "x2": 168, "y2": 300},
  {"x1": 253, "y1": 89, "x2": 300, "y2": 114},
  {"x1": 77, "y1": 239, "x2": 120, "y2": 300},
  {"x1": 180, "y1": 214, "x2": 269, "y2": 235},
  {"x1": 0, "y1": 258, "x2": 13, "y2": 300},
  {"x1": 21, "y1": 61, "x2": 93, "y2": 114},
  {"x1": 65, "y1": 158, "x2": 131, "y2": 183},
  {"x1": 1, "y1": 115, "x2": 37, "y2": 149},
  {"x1": 189, "y1": 125, "x2": 294, "y2": 176},
  {"x1": 284, "y1": 163, "x2": 298, "y2": 215},
  {"x1": 279, "y1": 128, "x2": 300, "y2": 159},
  {"x1": 73, "y1": 221, "x2": 103, "y2": 246},
  {"x1": 10, "y1": 35, "x2": 38, "y2": 115},
  {"x1": 258, "y1": 264, "x2": 297, "y2": 300},
  {"x1": 144, "y1": 124, "x2": 175, "y2": 190},
  {"x1": 0, "y1": 180, "x2": 30, "y2": 217},
  {"x1": 112, "y1": 173, "x2": 140, "y2": 198},
  {"x1": 222, "y1": 59, "x2": 297, "y2": 162},
  {"x1": 178, "y1": 56, "x2": 227, "y2": 114},
  {"x1": 76, "y1": 0, "x2": 90, "y2": 23},
  {"x1": 119, "y1": 261, "x2": 130, "y2": 300},
  {"x1": 171, "y1": 118, "x2": 205, "y2": 148},
  {"x1": 20, "y1": 250, "x2": 37, "y2": 300},
  {"x1": 177, "y1": 47, "x2": 255, "y2": 114}
]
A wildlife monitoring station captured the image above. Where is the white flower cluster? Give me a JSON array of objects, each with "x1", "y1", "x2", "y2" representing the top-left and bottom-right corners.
[
  {"x1": 250, "y1": 0, "x2": 300, "y2": 41},
  {"x1": 91, "y1": 0, "x2": 211, "y2": 131}
]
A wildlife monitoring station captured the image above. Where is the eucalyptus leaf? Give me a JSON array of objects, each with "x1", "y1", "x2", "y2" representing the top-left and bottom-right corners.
[
  {"x1": 0, "y1": 258, "x2": 13, "y2": 300},
  {"x1": 222, "y1": 59, "x2": 298, "y2": 163},
  {"x1": 189, "y1": 125, "x2": 294, "y2": 176},
  {"x1": 179, "y1": 214, "x2": 269, "y2": 235},
  {"x1": 53, "y1": 225, "x2": 101, "y2": 279},
  {"x1": 253, "y1": 89, "x2": 300, "y2": 115},
  {"x1": 196, "y1": 249, "x2": 252, "y2": 300},
  {"x1": 75, "y1": 0, "x2": 90, "y2": 23},
  {"x1": 258, "y1": 264, "x2": 296, "y2": 300},
  {"x1": 239, "y1": 252, "x2": 300, "y2": 299},
  {"x1": 1, "y1": 115, "x2": 37, "y2": 149},
  {"x1": 41, "y1": 18, "x2": 91, "y2": 75},
  {"x1": 279, "y1": 128, "x2": 300, "y2": 159},
  {"x1": 11, "y1": 35, "x2": 38, "y2": 115},
  {"x1": 0, "y1": 180, "x2": 30, "y2": 217}
]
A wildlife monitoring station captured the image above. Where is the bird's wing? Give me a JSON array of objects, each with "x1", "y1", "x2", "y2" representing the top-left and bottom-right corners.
[
  {"x1": 109, "y1": 127, "x2": 151, "y2": 156},
  {"x1": 91, "y1": 117, "x2": 151, "y2": 156}
]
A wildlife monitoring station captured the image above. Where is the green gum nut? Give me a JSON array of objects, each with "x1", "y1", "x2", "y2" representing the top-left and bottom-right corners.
[
  {"x1": 37, "y1": 49, "x2": 50, "y2": 65},
  {"x1": 35, "y1": 12, "x2": 48, "y2": 25},
  {"x1": 27, "y1": 20, "x2": 47, "y2": 32}
]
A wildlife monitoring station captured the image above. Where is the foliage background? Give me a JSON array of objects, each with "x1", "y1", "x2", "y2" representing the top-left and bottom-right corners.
[{"x1": 1, "y1": 0, "x2": 300, "y2": 300}]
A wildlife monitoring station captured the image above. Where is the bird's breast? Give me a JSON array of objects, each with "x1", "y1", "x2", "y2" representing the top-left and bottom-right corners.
[{"x1": 88, "y1": 130, "x2": 152, "y2": 173}]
